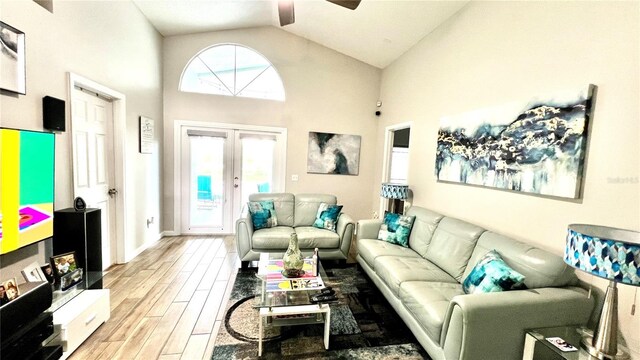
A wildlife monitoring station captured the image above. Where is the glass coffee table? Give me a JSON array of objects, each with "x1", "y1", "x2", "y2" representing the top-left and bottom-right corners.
[{"x1": 253, "y1": 253, "x2": 333, "y2": 356}]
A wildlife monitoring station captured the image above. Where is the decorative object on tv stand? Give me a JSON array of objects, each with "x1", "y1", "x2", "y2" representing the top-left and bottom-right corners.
[
  {"x1": 381, "y1": 183, "x2": 409, "y2": 214},
  {"x1": 282, "y1": 233, "x2": 304, "y2": 278},
  {"x1": 435, "y1": 85, "x2": 595, "y2": 199},
  {"x1": 73, "y1": 196, "x2": 86, "y2": 211},
  {"x1": 564, "y1": 224, "x2": 639, "y2": 360},
  {"x1": 0, "y1": 21, "x2": 26, "y2": 95}
]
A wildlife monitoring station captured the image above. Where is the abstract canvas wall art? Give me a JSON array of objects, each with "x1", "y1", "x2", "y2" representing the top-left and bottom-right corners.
[
  {"x1": 0, "y1": 22, "x2": 26, "y2": 94},
  {"x1": 435, "y1": 85, "x2": 594, "y2": 199},
  {"x1": 308, "y1": 132, "x2": 361, "y2": 175}
]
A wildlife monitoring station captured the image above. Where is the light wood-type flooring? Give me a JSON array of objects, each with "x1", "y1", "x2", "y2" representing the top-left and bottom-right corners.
[{"x1": 69, "y1": 235, "x2": 239, "y2": 360}]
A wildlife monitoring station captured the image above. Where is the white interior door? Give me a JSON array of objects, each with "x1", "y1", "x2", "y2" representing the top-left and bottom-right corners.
[
  {"x1": 178, "y1": 124, "x2": 286, "y2": 235},
  {"x1": 71, "y1": 88, "x2": 117, "y2": 270}
]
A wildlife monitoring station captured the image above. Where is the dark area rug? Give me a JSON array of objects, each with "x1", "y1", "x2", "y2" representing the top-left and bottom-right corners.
[{"x1": 211, "y1": 264, "x2": 430, "y2": 359}]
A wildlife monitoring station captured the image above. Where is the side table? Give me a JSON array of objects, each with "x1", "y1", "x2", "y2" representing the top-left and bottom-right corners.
[{"x1": 523, "y1": 326, "x2": 630, "y2": 360}]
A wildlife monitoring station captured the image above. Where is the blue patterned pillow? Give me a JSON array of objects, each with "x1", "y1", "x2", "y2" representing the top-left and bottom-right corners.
[
  {"x1": 313, "y1": 203, "x2": 343, "y2": 232},
  {"x1": 462, "y1": 250, "x2": 525, "y2": 294},
  {"x1": 248, "y1": 201, "x2": 278, "y2": 230},
  {"x1": 377, "y1": 212, "x2": 416, "y2": 247}
]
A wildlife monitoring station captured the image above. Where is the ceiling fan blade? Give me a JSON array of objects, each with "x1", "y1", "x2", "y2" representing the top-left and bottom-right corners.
[
  {"x1": 278, "y1": 0, "x2": 295, "y2": 26},
  {"x1": 326, "y1": 0, "x2": 361, "y2": 10}
]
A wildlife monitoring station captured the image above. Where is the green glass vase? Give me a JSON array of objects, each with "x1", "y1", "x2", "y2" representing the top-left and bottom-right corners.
[{"x1": 282, "y1": 233, "x2": 304, "y2": 278}]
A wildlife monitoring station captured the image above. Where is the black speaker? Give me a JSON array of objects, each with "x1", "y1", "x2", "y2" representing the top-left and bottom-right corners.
[
  {"x1": 53, "y1": 208, "x2": 103, "y2": 289},
  {"x1": 43, "y1": 96, "x2": 65, "y2": 132}
]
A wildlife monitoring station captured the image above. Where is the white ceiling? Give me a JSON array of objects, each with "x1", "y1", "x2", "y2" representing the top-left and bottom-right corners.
[{"x1": 132, "y1": 0, "x2": 469, "y2": 69}]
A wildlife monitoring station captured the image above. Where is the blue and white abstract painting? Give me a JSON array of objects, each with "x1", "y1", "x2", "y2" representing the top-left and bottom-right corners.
[{"x1": 435, "y1": 85, "x2": 594, "y2": 199}]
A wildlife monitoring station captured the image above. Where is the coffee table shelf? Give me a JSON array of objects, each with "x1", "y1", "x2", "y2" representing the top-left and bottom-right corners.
[{"x1": 254, "y1": 253, "x2": 332, "y2": 356}]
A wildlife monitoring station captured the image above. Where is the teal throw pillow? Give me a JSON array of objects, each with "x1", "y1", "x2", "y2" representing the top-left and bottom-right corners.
[
  {"x1": 248, "y1": 201, "x2": 278, "y2": 230},
  {"x1": 313, "y1": 203, "x2": 343, "y2": 232},
  {"x1": 462, "y1": 250, "x2": 525, "y2": 294},
  {"x1": 377, "y1": 212, "x2": 415, "y2": 247}
]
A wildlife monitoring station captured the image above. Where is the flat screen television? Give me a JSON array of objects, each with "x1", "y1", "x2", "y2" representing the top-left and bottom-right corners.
[{"x1": 0, "y1": 128, "x2": 55, "y2": 255}]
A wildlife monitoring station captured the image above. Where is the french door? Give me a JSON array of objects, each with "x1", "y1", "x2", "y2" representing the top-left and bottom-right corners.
[{"x1": 179, "y1": 124, "x2": 286, "y2": 234}]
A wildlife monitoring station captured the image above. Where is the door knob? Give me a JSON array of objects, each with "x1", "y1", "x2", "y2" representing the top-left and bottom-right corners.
[{"x1": 108, "y1": 188, "x2": 118, "y2": 197}]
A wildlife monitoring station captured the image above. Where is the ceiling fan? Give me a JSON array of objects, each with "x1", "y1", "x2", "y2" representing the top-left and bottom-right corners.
[{"x1": 278, "y1": 0, "x2": 362, "y2": 26}]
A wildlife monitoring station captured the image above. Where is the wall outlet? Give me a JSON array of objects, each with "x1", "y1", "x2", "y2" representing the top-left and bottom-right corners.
[
  {"x1": 291, "y1": 174, "x2": 299, "y2": 181},
  {"x1": 373, "y1": 211, "x2": 378, "y2": 219}
]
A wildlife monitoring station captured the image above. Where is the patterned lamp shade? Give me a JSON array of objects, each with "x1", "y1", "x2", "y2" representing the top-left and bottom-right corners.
[
  {"x1": 380, "y1": 183, "x2": 409, "y2": 200},
  {"x1": 564, "y1": 224, "x2": 640, "y2": 286}
]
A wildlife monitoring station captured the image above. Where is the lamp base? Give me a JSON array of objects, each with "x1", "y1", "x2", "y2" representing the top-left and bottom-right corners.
[{"x1": 580, "y1": 335, "x2": 630, "y2": 360}]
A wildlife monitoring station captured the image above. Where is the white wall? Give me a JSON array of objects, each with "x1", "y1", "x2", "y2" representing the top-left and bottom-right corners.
[
  {"x1": 0, "y1": 1, "x2": 163, "y2": 277},
  {"x1": 163, "y1": 26, "x2": 381, "y2": 231},
  {"x1": 377, "y1": 1, "x2": 639, "y2": 357}
]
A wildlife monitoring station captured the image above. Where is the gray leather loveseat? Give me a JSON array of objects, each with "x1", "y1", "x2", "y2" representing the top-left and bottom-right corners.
[
  {"x1": 356, "y1": 206, "x2": 595, "y2": 360},
  {"x1": 236, "y1": 193, "x2": 355, "y2": 267}
]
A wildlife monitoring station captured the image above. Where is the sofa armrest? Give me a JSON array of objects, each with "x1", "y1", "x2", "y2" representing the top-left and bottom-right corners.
[
  {"x1": 337, "y1": 213, "x2": 355, "y2": 258},
  {"x1": 235, "y1": 212, "x2": 254, "y2": 261},
  {"x1": 356, "y1": 219, "x2": 383, "y2": 239},
  {"x1": 441, "y1": 287, "x2": 594, "y2": 360}
]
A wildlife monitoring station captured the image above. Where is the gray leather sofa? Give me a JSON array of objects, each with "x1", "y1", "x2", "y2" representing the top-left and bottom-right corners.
[
  {"x1": 356, "y1": 206, "x2": 595, "y2": 360},
  {"x1": 236, "y1": 193, "x2": 355, "y2": 267}
]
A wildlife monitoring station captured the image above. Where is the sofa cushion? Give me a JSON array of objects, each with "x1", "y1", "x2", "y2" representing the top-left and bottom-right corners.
[
  {"x1": 378, "y1": 212, "x2": 416, "y2": 247},
  {"x1": 425, "y1": 217, "x2": 485, "y2": 282},
  {"x1": 294, "y1": 194, "x2": 337, "y2": 227},
  {"x1": 357, "y1": 239, "x2": 421, "y2": 270},
  {"x1": 312, "y1": 203, "x2": 343, "y2": 232},
  {"x1": 249, "y1": 193, "x2": 294, "y2": 227},
  {"x1": 406, "y1": 207, "x2": 444, "y2": 258},
  {"x1": 295, "y1": 226, "x2": 340, "y2": 249},
  {"x1": 462, "y1": 232, "x2": 577, "y2": 289},
  {"x1": 252, "y1": 226, "x2": 295, "y2": 249},
  {"x1": 248, "y1": 201, "x2": 278, "y2": 230},
  {"x1": 399, "y1": 281, "x2": 465, "y2": 344},
  {"x1": 462, "y1": 250, "x2": 526, "y2": 294},
  {"x1": 375, "y1": 256, "x2": 457, "y2": 296}
]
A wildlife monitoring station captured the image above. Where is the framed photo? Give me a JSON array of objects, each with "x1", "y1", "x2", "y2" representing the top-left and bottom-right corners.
[
  {"x1": 60, "y1": 268, "x2": 83, "y2": 291},
  {"x1": 1, "y1": 278, "x2": 20, "y2": 306},
  {"x1": 0, "y1": 21, "x2": 26, "y2": 94},
  {"x1": 50, "y1": 251, "x2": 78, "y2": 278},
  {"x1": 21, "y1": 261, "x2": 47, "y2": 282},
  {"x1": 40, "y1": 264, "x2": 56, "y2": 285},
  {"x1": 139, "y1": 116, "x2": 154, "y2": 154}
]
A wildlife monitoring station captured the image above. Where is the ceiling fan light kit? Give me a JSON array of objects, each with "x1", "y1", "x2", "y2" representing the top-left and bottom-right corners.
[
  {"x1": 278, "y1": 0, "x2": 295, "y2": 27},
  {"x1": 278, "y1": 0, "x2": 361, "y2": 26}
]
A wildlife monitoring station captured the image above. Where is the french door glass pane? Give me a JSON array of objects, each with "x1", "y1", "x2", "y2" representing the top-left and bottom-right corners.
[
  {"x1": 241, "y1": 137, "x2": 275, "y2": 207},
  {"x1": 190, "y1": 136, "x2": 225, "y2": 228}
]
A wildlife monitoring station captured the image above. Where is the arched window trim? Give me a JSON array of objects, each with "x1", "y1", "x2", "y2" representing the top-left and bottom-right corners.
[{"x1": 179, "y1": 43, "x2": 286, "y2": 102}]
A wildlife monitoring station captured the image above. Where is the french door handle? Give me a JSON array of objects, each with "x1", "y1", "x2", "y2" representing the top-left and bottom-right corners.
[{"x1": 234, "y1": 184, "x2": 239, "y2": 188}]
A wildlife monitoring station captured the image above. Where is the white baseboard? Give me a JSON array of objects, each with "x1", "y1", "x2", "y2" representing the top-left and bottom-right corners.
[
  {"x1": 124, "y1": 232, "x2": 162, "y2": 262},
  {"x1": 161, "y1": 230, "x2": 180, "y2": 237}
]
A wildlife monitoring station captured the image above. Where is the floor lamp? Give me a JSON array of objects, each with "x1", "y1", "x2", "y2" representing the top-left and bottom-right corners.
[
  {"x1": 380, "y1": 183, "x2": 409, "y2": 214},
  {"x1": 564, "y1": 224, "x2": 639, "y2": 360}
]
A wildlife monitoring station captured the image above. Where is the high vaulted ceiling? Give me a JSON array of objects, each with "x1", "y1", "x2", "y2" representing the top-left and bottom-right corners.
[{"x1": 132, "y1": 0, "x2": 469, "y2": 69}]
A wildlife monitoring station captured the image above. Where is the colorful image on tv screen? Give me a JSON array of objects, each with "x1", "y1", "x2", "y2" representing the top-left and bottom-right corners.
[{"x1": 0, "y1": 129, "x2": 55, "y2": 255}]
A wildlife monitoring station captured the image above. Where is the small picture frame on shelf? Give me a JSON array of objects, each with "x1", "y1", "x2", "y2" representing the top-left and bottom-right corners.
[
  {"x1": 50, "y1": 251, "x2": 78, "y2": 278},
  {"x1": 21, "y1": 261, "x2": 47, "y2": 282},
  {"x1": 60, "y1": 268, "x2": 83, "y2": 291},
  {"x1": 40, "y1": 264, "x2": 56, "y2": 285},
  {"x1": 1, "y1": 278, "x2": 20, "y2": 305}
]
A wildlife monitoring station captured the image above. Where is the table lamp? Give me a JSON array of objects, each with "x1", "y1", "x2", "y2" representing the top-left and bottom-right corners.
[
  {"x1": 564, "y1": 224, "x2": 640, "y2": 360},
  {"x1": 380, "y1": 183, "x2": 409, "y2": 214}
]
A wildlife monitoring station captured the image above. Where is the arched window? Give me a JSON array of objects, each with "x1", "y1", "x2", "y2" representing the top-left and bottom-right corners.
[{"x1": 179, "y1": 44, "x2": 285, "y2": 101}]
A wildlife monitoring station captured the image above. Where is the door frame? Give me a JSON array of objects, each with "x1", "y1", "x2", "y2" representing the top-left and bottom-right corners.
[
  {"x1": 379, "y1": 121, "x2": 412, "y2": 217},
  {"x1": 173, "y1": 120, "x2": 287, "y2": 235},
  {"x1": 68, "y1": 73, "x2": 128, "y2": 264}
]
